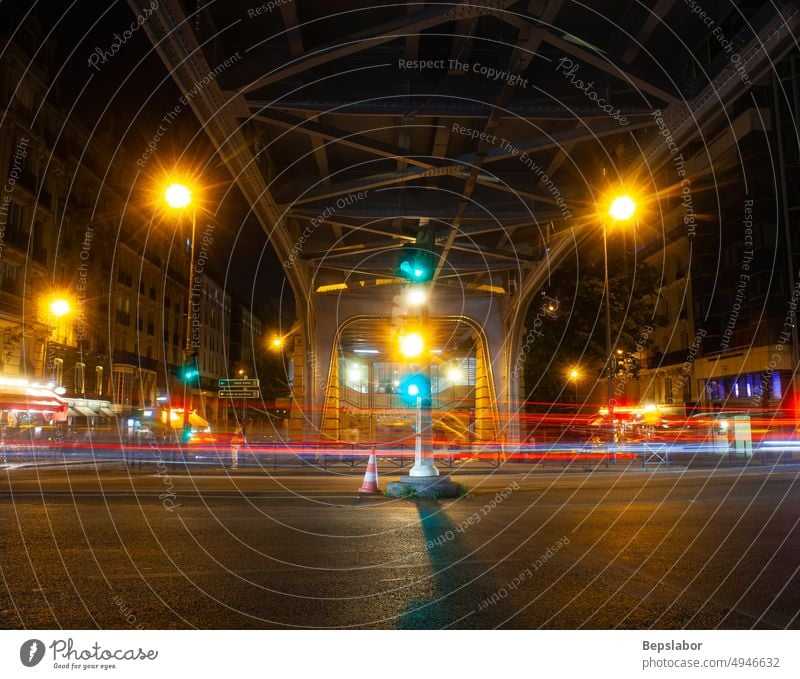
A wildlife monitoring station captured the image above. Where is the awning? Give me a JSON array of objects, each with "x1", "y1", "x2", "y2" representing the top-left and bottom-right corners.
[
  {"x1": 99, "y1": 407, "x2": 116, "y2": 417},
  {"x1": 0, "y1": 385, "x2": 69, "y2": 413},
  {"x1": 68, "y1": 408, "x2": 82, "y2": 418},
  {"x1": 75, "y1": 406, "x2": 97, "y2": 417},
  {"x1": 162, "y1": 410, "x2": 210, "y2": 429},
  {"x1": 189, "y1": 412, "x2": 209, "y2": 428}
]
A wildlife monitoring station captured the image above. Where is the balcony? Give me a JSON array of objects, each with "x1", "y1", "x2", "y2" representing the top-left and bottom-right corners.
[
  {"x1": 647, "y1": 349, "x2": 694, "y2": 369},
  {"x1": 32, "y1": 246, "x2": 47, "y2": 264},
  {"x1": 112, "y1": 350, "x2": 158, "y2": 372},
  {"x1": 0, "y1": 289, "x2": 23, "y2": 316}
]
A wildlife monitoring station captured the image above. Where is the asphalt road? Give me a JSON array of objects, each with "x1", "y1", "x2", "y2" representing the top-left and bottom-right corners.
[{"x1": 0, "y1": 464, "x2": 798, "y2": 629}]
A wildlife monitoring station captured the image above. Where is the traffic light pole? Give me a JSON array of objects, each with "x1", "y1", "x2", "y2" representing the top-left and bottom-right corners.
[
  {"x1": 409, "y1": 302, "x2": 437, "y2": 477},
  {"x1": 183, "y1": 208, "x2": 197, "y2": 444}
]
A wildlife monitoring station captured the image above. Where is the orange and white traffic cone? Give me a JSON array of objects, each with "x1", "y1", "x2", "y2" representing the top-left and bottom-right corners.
[{"x1": 358, "y1": 450, "x2": 381, "y2": 494}]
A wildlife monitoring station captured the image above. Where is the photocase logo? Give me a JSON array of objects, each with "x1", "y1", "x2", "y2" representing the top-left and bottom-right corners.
[{"x1": 20, "y1": 639, "x2": 45, "y2": 667}]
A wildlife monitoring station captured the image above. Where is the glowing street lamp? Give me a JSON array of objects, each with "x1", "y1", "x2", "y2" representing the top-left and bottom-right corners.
[
  {"x1": 609, "y1": 195, "x2": 636, "y2": 221},
  {"x1": 49, "y1": 298, "x2": 71, "y2": 318},
  {"x1": 43, "y1": 295, "x2": 73, "y2": 381},
  {"x1": 164, "y1": 183, "x2": 192, "y2": 209}
]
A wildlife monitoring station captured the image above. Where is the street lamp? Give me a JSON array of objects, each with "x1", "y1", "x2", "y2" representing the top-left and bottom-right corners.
[
  {"x1": 49, "y1": 298, "x2": 71, "y2": 319},
  {"x1": 603, "y1": 193, "x2": 637, "y2": 460},
  {"x1": 568, "y1": 367, "x2": 581, "y2": 404},
  {"x1": 163, "y1": 180, "x2": 197, "y2": 443},
  {"x1": 43, "y1": 296, "x2": 72, "y2": 381}
]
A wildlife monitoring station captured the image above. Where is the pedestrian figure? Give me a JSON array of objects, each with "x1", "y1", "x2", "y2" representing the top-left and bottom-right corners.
[{"x1": 230, "y1": 424, "x2": 245, "y2": 469}]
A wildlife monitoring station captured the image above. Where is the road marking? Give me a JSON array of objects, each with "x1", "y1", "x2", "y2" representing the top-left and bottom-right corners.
[{"x1": 0, "y1": 492, "x2": 369, "y2": 500}]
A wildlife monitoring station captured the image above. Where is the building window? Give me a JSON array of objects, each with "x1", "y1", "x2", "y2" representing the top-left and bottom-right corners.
[
  {"x1": 111, "y1": 369, "x2": 133, "y2": 406},
  {"x1": 74, "y1": 363, "x2": 85, "y2": 394},
  {"x1": 53, "y1": 358, "x2": 64, "y2": 387},
  {"x1": 772, "y1": 372, "x2": 782, "y2": 400},
  {"x1": 0, "y1": 260, "x2": 18, "y2": 292},
  {"x1": 96, "y1": 366, "x2": 104, "y2": 395},
  {"x1": 5, "y1": 202, "x2": 22, "y2": 245}
]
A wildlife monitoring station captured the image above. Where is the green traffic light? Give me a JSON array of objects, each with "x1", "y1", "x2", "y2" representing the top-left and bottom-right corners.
[
  {"x1": 395, "y1": 243, "x2": 434, "y2": 282},
  {"x1": 182, "y1": 365, "x2": 199, "y2": 381},
  {"x1": 399, "y1": 373, "x2": 431, "y2": 406}
]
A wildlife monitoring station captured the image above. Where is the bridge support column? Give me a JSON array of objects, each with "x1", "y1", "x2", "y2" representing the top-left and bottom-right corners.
[{"x1": 288, "y1": 333, "x2": 306, "y2": 441}]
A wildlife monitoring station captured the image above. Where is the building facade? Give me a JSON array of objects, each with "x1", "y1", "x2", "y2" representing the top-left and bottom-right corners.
[
  {"x1": 631, "y1": 47, "x2": 800, "y2": 414},
  {"x1": 0, "y1": 20, "x2": 253, "y2": 429}
]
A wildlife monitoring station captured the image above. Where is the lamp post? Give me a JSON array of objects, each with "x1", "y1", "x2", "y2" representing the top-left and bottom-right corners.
[
  {"x1": 237, "y1": 368, "x2": 248, "y2": 436},
  {"x1": 43, "y1": 297, "x2": 72, "y2": 382},
  {"x1": 163, "y1": 181, "x2": 196, "y2": 444},
  {"x1": 604, "y1": 194, "x2": 637, "y2": 462},
  {"x1": 568, "y1": 367, "x2": 581, "y2": 404}
]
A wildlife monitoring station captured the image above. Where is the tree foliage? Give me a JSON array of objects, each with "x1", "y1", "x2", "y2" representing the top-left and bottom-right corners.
[{"x1": 521, "y1": 240, "x2": 665, "y2": 407}]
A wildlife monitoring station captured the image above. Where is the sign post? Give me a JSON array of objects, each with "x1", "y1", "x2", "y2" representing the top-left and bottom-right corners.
[{"x1": 218, "y1": 379, "x2": 261, "y2": 433}]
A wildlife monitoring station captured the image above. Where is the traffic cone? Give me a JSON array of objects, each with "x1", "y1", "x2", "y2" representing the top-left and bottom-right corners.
[{"x1": 358, "y1": 450, "x2": 381, "y2": 494}]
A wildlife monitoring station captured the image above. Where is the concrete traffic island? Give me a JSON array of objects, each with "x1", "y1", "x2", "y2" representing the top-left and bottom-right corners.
[{"x1": 386, "y1": 474, "x2": 463, "y2": 498}]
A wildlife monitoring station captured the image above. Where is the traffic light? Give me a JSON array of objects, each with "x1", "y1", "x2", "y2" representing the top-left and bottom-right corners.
[
  {"x1": 398, "y1": 373, "x2": 431, "y2": 407},
  {"x1": 394, "y1": 225, "x2": 436, "y2": 282},
  {"x1": 398, "y1": 331, "x2": 425, "y2": 358},
  {"x1": 395, "y1": 245, "x2": 434, "y2": 282},
  {"x1": 180, "y1": 425, "x2": 193, "y2": 443},
  {"x1": 181, "y1": 354, "x2": 199, "y2": 382}
]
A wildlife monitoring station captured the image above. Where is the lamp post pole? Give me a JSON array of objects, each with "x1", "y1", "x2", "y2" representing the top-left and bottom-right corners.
[
  {"x1": 162, "y1": 181, "x2": 199, "y2": 444},
  {"x1": 603, "y1": 221, "x2": 616, "y2": 463},
  {"x1": 183, "y1": 207, "x2": 197, "y2": 443},
  {"x1": 602, "y1": 193, "x2": 636, "y2": 463}
]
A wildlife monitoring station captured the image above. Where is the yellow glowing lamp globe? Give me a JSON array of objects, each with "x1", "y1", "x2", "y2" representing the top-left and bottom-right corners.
[
  {"x1": 49, "y1": 299, "x2": 71, "y2": 317},
  {"x1": 399, "y1": 332, "x2": 424, "y2": 358},
  {"x1": 164, "y1": 183, "x2": 192, "y2": 209},
  {"x1": 609, "y1": 195, "x2": 636, "y2": 221}
]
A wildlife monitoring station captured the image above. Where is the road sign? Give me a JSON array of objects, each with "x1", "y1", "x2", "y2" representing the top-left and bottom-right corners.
[
  {"x1": 218, "y1": 388, "x2": 260, "y2": 399},
  {"x1": 218, "y1": 378, "x2": 260, "y2": 388}
]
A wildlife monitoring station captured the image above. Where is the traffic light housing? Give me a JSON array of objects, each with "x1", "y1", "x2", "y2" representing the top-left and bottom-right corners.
[
  {"x1": 398, "y1": 373, "x2": 431, "y2": 407},
  {"x1": 394, "y1": 225, "x2": 436, "y2": 282},
  {"x1": 181, "y1": 354, "x2": 199, "y2": 382},
  {"x1": 180, "y1": 425, "x2": 193, "y2": 443},
  {"x1": 395, "y1": 245, "x2": 435, "y2": 282}
]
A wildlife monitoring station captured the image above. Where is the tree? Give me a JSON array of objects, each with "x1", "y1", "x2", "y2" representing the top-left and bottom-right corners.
[
  {"x1": 521, "y1": 239, "x2": 665, "y2": 407},
  {"x1": 252, "y1": 345, "x2": 291, "y2": 403}
]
